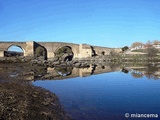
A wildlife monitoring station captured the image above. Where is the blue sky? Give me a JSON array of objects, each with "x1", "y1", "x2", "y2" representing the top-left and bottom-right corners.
[{"x1": 0, "y1": 0, "x2": 160, "y2": 48}]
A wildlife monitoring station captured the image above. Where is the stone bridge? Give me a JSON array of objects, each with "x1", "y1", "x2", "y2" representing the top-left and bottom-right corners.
[{"x1": 0, "y1": 41, "x2": 121, "y2": 60}]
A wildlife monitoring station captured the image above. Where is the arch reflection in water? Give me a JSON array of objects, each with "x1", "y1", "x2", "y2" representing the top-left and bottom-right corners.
[{"x1": 55, "y1": 66, "x2": 73, "y2": 76}]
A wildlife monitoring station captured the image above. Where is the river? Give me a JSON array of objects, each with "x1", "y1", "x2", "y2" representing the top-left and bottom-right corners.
[{"x1": 33, "y1": 64, "x2": 160, "y2": 120}]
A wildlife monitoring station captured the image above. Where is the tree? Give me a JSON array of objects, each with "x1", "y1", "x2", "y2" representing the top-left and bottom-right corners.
[
  {"x1": 110, "y1": 49, "x2": 117, "y2": 56},
  {"x1": 131, "y1": 72, "x2": 143, "y2": 78},
  {"x1": 146, "y1": 40, "x2": 152, "y2": 45},
  {"x1": 101, "y1": 51, "x2": 105, "y2": 55},
  {"x1": 131, "y1": 42, "x2": 143, "y2": 48},
  {"x1": 122, "y1": 46, "x2": 129, "y2": 52},
  {"x1": 153, "y1": 40, "x2": 160, "y2": 45},
  {"x1": 146, "y1": 47, "x2": 158, "y2": 60},
  {"x1": 145, "y1": 65, "x2": 159, "y2": 79}
]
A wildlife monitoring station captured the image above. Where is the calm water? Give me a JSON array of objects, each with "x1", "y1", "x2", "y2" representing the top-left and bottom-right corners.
[{"x1": 33, "y1": 68, "x2": 160, "y2": 120}]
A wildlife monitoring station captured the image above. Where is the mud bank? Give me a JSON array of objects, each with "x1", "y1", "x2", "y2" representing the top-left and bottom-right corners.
[{"x1": 0, "y1": 81, "x2": 71, "y2": 120}]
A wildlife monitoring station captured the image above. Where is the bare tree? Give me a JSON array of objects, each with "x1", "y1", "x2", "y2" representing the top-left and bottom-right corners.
[
  {"x1": 153, "y1": 40, "x2": 160, "y2": 45},
  {"x1": 146, "y1": 40, "x2": 152, "y2": 45},
  {"x1": 146, "y1": 47, "x2": 158, "y2": 60},
  {"x1": 131, "y1": 42, "x2": 143, "y2": 48}
]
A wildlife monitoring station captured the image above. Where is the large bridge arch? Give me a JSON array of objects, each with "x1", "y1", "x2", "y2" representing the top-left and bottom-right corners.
[
  {"x1": 54, "y1": 46, "x2": 74, "y2": 61},
  {"x1": 34, "y1": 43, "x2": 48, "y2": 60},
  {"x1": 6, "y1": 45, "x2": 25, "y2": 57},
  {"x1": 37, "y1": 42, "x2": 80, "y2": 60},
  {"x1": 7, "y1": 44, "x2": 25, "y2": 52}
]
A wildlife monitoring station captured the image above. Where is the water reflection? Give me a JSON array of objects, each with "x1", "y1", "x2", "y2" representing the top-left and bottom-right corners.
[
  {"x1": 1, "y1": 62, "x2": 160, "y2": 120},
  {"x1": 0, "y1": 62, "x2": 160, "y2": 81},
  {"x1": 32, "y1": 62, "x2": 160, "y2": 120},
  {"x1": 55, "y1": 66, "x2": 73, "y2": 76},
  {"x1": 35, "y1": 63, "x2": 160, "y2": 80},
  {"x1": 122, "y1": 63, "x2": 160, "y2": 79}
]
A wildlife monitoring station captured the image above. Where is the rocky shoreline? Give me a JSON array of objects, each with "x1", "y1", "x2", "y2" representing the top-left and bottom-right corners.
[
  {"x1": 0, "y1": 81, "x2": 72, "y2": 120},
  {"x1": 0, "y1": 60, "x2": 72, "y2": 120}
]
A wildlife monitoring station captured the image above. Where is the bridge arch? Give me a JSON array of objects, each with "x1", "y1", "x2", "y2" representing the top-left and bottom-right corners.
[
  {"x1": 34, "y1": 45, "x2": 47, "y2": 60},
  {"x1": 54, "y1": 46, "x2": 74, "y2": 62},
  {"x1": 7, "y1": 44, "x2": 25, "y2": 52},
  {"x1": 6, "y1": 45, "x2": 25, "y2": 57}
]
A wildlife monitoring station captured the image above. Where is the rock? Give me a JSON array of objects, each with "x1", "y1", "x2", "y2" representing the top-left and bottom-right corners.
[
  {"x1": 53, "y1": 61, "x2": 61, "y2": 65},
  {"x1": 31, "y1": 60, "x2": 38, "y2": 64},
  {"x1": 72, "y1": 60, "x2": 79, "y2": 64},
  {"x1": 52, "y1": 57, "x2": 59, "y2": 62},
  {"x1": 66, "y1": 61, "x2": 71, "y2": 65},
  {"x1": 82, "y1": 63, "x2": 90, "y2": 68},
  {"x1": 43, "y1": 60, "x2": 48, "y2": 64},
  {"x1": 74, "y1": 63, "x2": 81, "y2": 68},
  {"x1": 37, "y1": 60, "x2": 43, "y2": 65}
]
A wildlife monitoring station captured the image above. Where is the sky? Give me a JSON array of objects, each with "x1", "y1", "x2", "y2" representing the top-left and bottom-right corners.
[{"x1": 0, "y1": 0, "x2": 160, "y2": 48}]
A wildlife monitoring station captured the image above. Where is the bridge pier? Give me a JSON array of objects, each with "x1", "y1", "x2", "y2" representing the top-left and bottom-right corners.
[
  {"x1": 0, "y1": 51, "x2": 5, "y2": 57},
  {"x1": 47, "y1": 52, "x2": 55, "y2": 60},
  {"x1": 24, "y1": 41, "x2": 34, "y2": 57}
]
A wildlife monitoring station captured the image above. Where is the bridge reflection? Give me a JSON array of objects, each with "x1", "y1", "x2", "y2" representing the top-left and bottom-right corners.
[
  {"x1": 35, "y1": 63, "x2": 160, "y2": 80},
  {"x1": 0, "y1": 62, "x2": 160, "y2": 81},
  {"x1": 36, "y1": 64, "x2": 121, "y2": 80}
]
